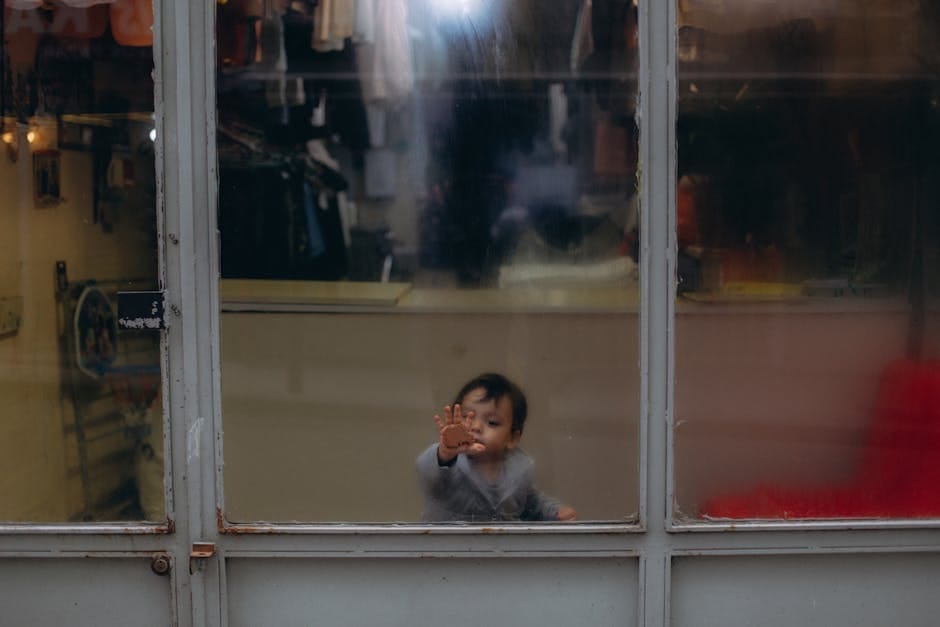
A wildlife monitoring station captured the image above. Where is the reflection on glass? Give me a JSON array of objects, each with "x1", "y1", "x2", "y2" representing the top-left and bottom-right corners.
[
  {"x1": 675, "y1": 0, "x2": 940, "y2": 521},
  {"x1": 1, "y1": 0, "x2": 162, "y2": 522},
  {"x1": 217, "y1": 1, "x2": 640, "y2": 523}
]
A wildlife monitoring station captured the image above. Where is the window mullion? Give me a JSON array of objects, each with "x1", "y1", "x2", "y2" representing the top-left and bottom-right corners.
[{"x1": 638, "y1": 0, "x2": 677, "y2": 623}]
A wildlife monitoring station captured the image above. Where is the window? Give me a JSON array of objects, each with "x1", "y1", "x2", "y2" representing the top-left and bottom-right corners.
[
  {"x1": 1, "y1": 0, "x2": 162, "y2": 523},
  {"x1": 216, "y1": 0, "x2": 640, "y2": 524},
  {"x1": 674, "y1": 0, "x2": 940, "y2": 522}
]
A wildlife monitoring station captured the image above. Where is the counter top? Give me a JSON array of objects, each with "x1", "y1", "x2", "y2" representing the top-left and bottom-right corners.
[
  {"x1": 219, "y1": 279, "x2": 917, "y2": 315},
  {"x1": 220, "y1": 279, "x2": 640, "y2": 313},
  {"x1": 220, "y1": 279, "x2": 413, "y2": 308}
]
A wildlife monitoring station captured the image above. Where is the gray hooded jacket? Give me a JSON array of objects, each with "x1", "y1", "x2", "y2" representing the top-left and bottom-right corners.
[{"x1": 416, "y1": 444, "x2": 560, "y2": 522}]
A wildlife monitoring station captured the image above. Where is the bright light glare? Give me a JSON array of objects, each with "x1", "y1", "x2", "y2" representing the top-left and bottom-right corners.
[
  {"x1": 149, "y1": 128, "x2": 157, "y2": 142},
  {"x1": 1, "y1": 132, "x2": 13, "y2": 145},
  {"x1": 431, "y1": 0, "x2": 475, "y2": 17},
  {"x1": 26, "y1": 130, "x2": 36, "y2": 144}
]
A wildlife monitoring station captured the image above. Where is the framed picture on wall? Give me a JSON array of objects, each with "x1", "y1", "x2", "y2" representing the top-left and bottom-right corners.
[
  {"x1": 33, "y1": 149, "x2": 62, "y2": 208},
  {"x1": 58, "y1": 120, "x2": 95, "y2": 152}
]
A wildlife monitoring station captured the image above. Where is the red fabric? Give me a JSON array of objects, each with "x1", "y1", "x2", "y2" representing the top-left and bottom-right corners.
[
  {"x1": 110, "y1": 0, "x2": 153, "y2": 47},
  {"x1": 700, "y1": 360, "x2": 940, "y2": 520}
]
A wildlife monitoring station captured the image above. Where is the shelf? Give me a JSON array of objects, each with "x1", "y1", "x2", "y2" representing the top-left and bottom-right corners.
[{"x1": 220, "y1": 279, "x2": 413, "y2": 309}]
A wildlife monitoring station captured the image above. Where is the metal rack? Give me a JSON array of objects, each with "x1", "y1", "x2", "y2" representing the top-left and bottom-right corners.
[{"x1": 54, "y1": 263, "x2": 160, "y2": 521}]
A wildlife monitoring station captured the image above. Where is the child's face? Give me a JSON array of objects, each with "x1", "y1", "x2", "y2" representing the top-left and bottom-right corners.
[{"x1": 459, "y1": 387, "x2": 520, "y2": 461}]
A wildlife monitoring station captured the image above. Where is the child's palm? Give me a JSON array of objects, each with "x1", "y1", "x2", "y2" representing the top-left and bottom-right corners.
[
  {"x1": 440, "y1": 421, "x2": 473, "y2": 449},
  {"x1": 434, "y1": 403, "x2": 484, "y2": 454}
]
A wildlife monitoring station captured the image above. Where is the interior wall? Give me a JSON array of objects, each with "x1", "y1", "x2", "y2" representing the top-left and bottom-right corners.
[
  {"x1": 221, "y1": 311, "x2": 641, "y2": 523},
  {"x1": 0, "y1": 142, "x2": 155, "y2": 521},
  {"x1": 0, "y1": 138, "x2": 64, "y2": 521},
  {"x1": 674, "y1": 308, "x2": 915, "y2": 517},
  {"x1": 221, "y1": 305, "x2": 920, "y2": 523}
]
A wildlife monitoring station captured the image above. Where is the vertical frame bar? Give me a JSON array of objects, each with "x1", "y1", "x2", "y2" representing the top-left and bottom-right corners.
[
  {"x1": 638, "y1": 0, "x2": 677, "y2": 625},
  {"x1": 158, "y1": 0, "x2": 222, "y2": 624}
]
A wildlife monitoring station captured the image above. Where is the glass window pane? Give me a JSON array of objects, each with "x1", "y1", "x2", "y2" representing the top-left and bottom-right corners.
[
  {"x1": 1, "y1": 0, "x2": 163, "y2": 522},
  {"x1": 675, "y1": 0, "x2": 940, "y2": 521},
  {"x1": 217, "y1": 1, "x2": 640, "y2": 524}
]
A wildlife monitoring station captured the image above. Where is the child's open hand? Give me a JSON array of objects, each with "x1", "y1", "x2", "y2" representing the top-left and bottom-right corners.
[
  {"x1": 556, "y1": 505, "x2": 577, "y2": 521},
  {"x1": 434, "y1": 403, "x2": 485, "y2": 462}
]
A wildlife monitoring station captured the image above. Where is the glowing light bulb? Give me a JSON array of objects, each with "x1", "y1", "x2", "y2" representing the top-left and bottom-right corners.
[
  {"x1": 149, "y1": 128, "x2": 157, "y2": 142},
  {"x1": 26, "y1": 130, "x2": 36, "y2": 144},
  {"x1": 1, "y1": 132, "x2": 13, "y2": 145}
]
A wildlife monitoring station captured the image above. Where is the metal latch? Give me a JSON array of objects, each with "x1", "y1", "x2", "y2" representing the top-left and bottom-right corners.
[
  {"x1": 189, "y1": 542, "x2": 216, "y2": 575},
  {"x1": 191, "y1": 542, "x2": 216, "y2": 558}
]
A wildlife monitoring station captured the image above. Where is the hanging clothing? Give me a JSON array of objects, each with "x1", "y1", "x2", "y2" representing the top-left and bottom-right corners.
[
  {"x1": 583, "y1": 0, "x2": 636, "y2": 112},
  {"x1": 352, "y1": 0, "x2": 376, "y2": 43},
  {"x1": 34, "y1": 34, "x2": 96, "y2": 114},
  {"x1": 571, "y1": 0, "x2": 594, "y2": 73},
  {"x1": 312, "y1": 0, "x2": 354, "y2": 52},
  {"x1": 356, "y1": 0, "x2": 413, "y2": 106},
  {"x1": 549, "y1": 83, "x2": 568, "y2": 157},
  {"x1": 243, "y1": 0, "x2": 265, "y2": 18},
  {"x1": 302, "y1": 180, "x2": 327, "y2": 258},
  {"x1": 110, "y1": 0, "x2": 154, "y2": 47},
  {"x1": 281, "y1": 9, "x2": 371, "y2": 152},
  {"x1": 258, "y1": 4, "x2": 306, "y2": 114},
  {"x1": 259, "y1": 4, "x2": 289, "y2": 72},
  {"x1": 218, "y1": 156, "x2": 349, "y2": 281}
]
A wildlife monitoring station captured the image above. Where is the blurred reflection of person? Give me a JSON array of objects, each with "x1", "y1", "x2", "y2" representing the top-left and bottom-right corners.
[{"x1": 416, "y1": 373, "x2": 577, "y2": 522}]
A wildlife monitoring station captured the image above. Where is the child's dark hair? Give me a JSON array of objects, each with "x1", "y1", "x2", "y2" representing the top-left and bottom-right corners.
[{"x1": 453, "y1": 373, "x2": 528, "y2": 433}]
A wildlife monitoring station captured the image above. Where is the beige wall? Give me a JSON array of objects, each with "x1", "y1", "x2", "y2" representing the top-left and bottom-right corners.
[
  {"x1": 674, "y1": 307, "x2": 921, "y2": 518},
  {"x1": 0, "y1": 141, "x2": 156, "y2": 522},
  {"x1": 221, "y1": 311, "x2": 641, "y2": 523},
  {"x1": 221, "y1": 303, "x2": 929, "y2": 523}
]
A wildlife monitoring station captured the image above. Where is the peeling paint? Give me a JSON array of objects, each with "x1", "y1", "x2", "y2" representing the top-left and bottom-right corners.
[
  {"x1": 219, "y1": 523, "x2": 278, "y2": 534},
  {"x1": 188, "y1": 416, "x2": 204, "y2": 462},
  {"x1": 118, "y1": 316, "x2": 164, "y2": 329}
]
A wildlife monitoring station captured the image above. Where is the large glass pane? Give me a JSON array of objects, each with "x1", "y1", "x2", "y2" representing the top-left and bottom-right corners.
[
  {"x1": 1, "y1": 0, "x2": 163, "y2": 522},
  {"x1": 675, "y1": 0, "x2": 940, "y2": 521},
  {"x1": 217, "y1": 0, "x2": 640, "y2": 523}
]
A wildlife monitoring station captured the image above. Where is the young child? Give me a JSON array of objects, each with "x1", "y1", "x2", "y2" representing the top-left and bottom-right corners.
[{"x1": 416, "y1": 373, "x2": 577, "y2": 522}]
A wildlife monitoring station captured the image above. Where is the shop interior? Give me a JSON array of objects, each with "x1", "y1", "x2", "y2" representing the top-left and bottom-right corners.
[
  {"x1": 673, "y1": 0, "x2": 940, "y2": 520},
  {"x1": 216, "y1": 0, "x2": 640, "y2": 292},
  {"x1": 216, "y1": 0, "x2": 938, "y2": 523},
  {"x1": 0, "y1": 0, "x2": 937, "y2": 524},
  {"x1": 1, "y1": 0, "x2": 161, "y2": 522},
  {"x1": 216, "y1": 0, "x2": 644, "y2": 522}
]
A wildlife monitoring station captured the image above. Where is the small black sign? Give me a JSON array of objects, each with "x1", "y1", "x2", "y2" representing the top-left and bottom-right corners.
[{"x1": 117, "y1": 291, "x2": 165, "y2": 331}]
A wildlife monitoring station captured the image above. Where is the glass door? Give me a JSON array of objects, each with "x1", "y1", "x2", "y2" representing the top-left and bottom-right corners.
[
  {"x1": 1, "y1": 0, "x2": 162, "y2": 526},
  {"x1": 0, "y1": 3, "x2": 200, "y2": 625}
]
